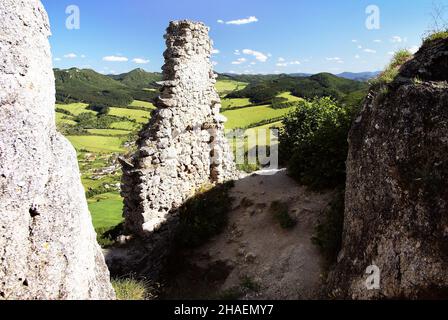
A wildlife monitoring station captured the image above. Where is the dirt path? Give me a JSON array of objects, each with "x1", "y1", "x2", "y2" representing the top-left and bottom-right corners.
[{"x1": 163, "y1": 169, "x2": 334, "y2": 300}]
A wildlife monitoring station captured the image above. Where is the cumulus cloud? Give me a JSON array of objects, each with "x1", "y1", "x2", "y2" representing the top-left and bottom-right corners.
[
  {"x1": 278, "y1": 57, "x2": 285, "y2": 62},
  {"x1": 326, "y1": 57, "x2": 344, "y2": 63},
  {"x1": 103, "y1": 56, "x2": 129, "y2": 62},
  {"x1": 242, "y1": 49, "x2": 268, "y2": 62},
  {"x1": 363, "y1": 48, "x2": 376, "y2": 53},
  {"x1": 54, "y1": 58, "x2": 61, "y2": 62},
  {"x1": 132, "y1": 58, "x2": 150, "y2": 64},
  {"x1": 64, "y1": 53, "x2": 77, "y2": 59},
  {"x1": 391, "y1": 36, "x2": 407, "y2": 43},
  {"x1": 276, "y1": 62, "x2": 288, "y2": 67},
  {"x1": 234, "y1": 50, "x2": 241, "y2": 55},
  {"x1": 373, "y1": 39, "x2": 382, "y2": 43},
  {"x1": 219, "y1": 16, "x2": 259, "y2": 25},
  {"x1": 212, "y1": 49, "x2": 220, "y2": 54},
  {"x1": 231, "y1": 58, "x2": 247, "y2": 65}
]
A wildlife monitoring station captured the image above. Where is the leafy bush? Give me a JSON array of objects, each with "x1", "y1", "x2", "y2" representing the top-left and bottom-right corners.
[
  {"x1": 88, "y1": 103, "x2": 110, "y2": 115},
  {"x1": 312, "y1": 190, "x2": 345, "y2": 267},
  {"x1": 423, "y1": 30, "x2": 448, "y2": 44},
  {"x1": 175, "y1": 181, "x2": 235, "y2": 248},
  {"x1": 269, "y1": 201, "x2": 296, "y2": 229},
  {"x1": 279, "y1": 97, "x2": 353, "y2": 190}
]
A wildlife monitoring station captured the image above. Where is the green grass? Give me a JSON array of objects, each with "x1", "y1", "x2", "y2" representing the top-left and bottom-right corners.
[
  {"x1": 110, "y1": 121, "x2": 138, "y2": 130},
  {"x1": 56, "y1": 112, "x2": 77, "y2": 125},
  {"x1": 129, "y1": 100, "x2": 156, "y2": 110},
  {"x1": 223, "y1": 105, "x2": 293, "y2": 130},
  {"x1": 87, "y1": 129, "x2": 131, "y2": 136},
  {"x1": 221, "y1": 98, "x2": 252, "y2": 110},
  {"x1": 216, "y1": 80, "x2": 248, "y2": 96},
  {"x1": 424, "y1": 30, "x2": 448, "y2": 44},
  {"x1": 109, "y1": 107, "x2": 151, "y2": 124},
  {"x1": 67, "y1": 135, "x2": 125, "y2": 153},
  {"x1": 373, "y1": 49, "x2": 413, "y2": 85},
  {"x1": 56, "y1": 103, "x2": 96, "y2": 116},
  {"x1": 112, "y1": 278, "x2": 149, "y2": 300},
  {"x1": 88, "y1": 192, "x2": 124, "y2": 230},
  {"x1": 276, "y1": 91, "x2": 303, "y2": 102}
]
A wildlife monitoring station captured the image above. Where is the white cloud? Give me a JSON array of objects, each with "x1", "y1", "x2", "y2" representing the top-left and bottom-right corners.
[
  {"x1": 373, "y1": 39, "x2": 382, "y2": 43},
  {"x1": 276, "y1": 62, "x2": 288, "y2": 67},
  {"x1": 54, "y1": 58, "x2": 61, "y2": 62},
  {"x1": 212, "y1": 61, "x2": 218, "y2": 66},
  {"x1": 364, "y1": 48, "x2": 377, "y2": 53},
  {"x1": 391, "y1": 36, "x2": 407, "y2": 43},
  {"x1": 357, "y1": 45, "x2": 363, "y2": 49},
  {"x1": 80, "y1": 54, "x2": 86, "y2": 58},
  {"x1": 64, "y1": 53, "x2": 77, "y2": 59},
  {"x1": 355, "y1": 54, "x2": 360, "y2": 59},
  {"x1": 132, "y1": 58, "x2": 150, "y2": 64},
  {"x1": 103, "y1": 56, "x2": 129, "y2": 62},
  {"x1": 234, "y1": 50, "x2": 241, "y2": 55},
  {"x1": 221, "y1": 16, "x2": 258, "y2": 25},
  {"x1": 326, "y1": 57, "x2": 344, "y2": 64},
  {"x1": 212, "y1": 49, "x2": 220, "y2": 54},
  {"x1": 250, "y1": 62, "x2": 256, "y2": 65},
  {"x1": 352, "y1": 39, "x2": 358, "y2": 43},
  {"x1": 290, "y1": 60, "x2": 301, "y2": 65},
  {"x1": 242, "y1": 49, "x2": 268, "y2": 62},
  {"x1": 231, "y1": 57, "x2": 247, "y2": 65},
  {"x1": 278, "y1": 57, "x2": 285, "y2": 62},
  {"x1": 388, "y1": 51, "x2": 395, "y2": 55}
]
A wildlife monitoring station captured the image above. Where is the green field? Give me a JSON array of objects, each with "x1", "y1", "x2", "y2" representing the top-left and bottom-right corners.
[
  {"x1": 221, "y1": 98, "x2": 252, "y2": 110},
  {"x1": 223, "y1": 105, "x2": 294, "y2": 130},
  {"x1": 56, "y1": 112, "x2": 77, "y2": 125},
  {"x1": 56, "y1": 103, "x2": 95, "y2": 116},
  {"x1": 129, "y1": 100, "x2": 156, "y2": 110},
  {"x1": 87, "y1": 129, "x2": 131, "y2": 136},
  {"x1": 109, "y1": 107, "x2": 151, "y2": 124},
  {"x1": 276, "y1": 91, "x2": 303, "y2": 102},
  {"x1": 216, "y1": 80, "x2": 248, "y2": 95},
  {"x1": 67, "y1": 135, "x2": 125, "y2": 153},
  {"x1": 88, "y1": 193, "x2": 124, "y2": 230}
]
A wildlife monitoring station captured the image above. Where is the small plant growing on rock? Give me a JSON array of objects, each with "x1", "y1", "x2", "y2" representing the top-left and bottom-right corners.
[
  {"x1": 270, "y1": 201, "x2": 297, "y2": 229},
  {"x1": 372, "y1": 49, "x2": 413, "y2": 85},
  {"x1": 112, "y1": 277, "x2": 155, "y2": 300}
]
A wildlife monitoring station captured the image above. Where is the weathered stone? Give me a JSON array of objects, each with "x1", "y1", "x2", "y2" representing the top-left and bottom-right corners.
[
  {"x1": 0, "y1": 0, "x2": 115, "y2": 300},
  {"x1": 329, "y1": 38, "x2": 448, "y2": 299}
]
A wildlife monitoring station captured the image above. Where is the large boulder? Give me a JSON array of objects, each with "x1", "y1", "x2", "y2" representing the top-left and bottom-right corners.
[
  {"x1": 329, "y1": 37, "x2": 448, "y2": 299},
  {"x1": 0, "y1": 0, "x2": 115, "y2": 300}
]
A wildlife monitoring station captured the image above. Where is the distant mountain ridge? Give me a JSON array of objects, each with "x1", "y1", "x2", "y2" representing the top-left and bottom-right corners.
[{"x1": 54, "y1": 68, "x2": 376, "y2": 106}]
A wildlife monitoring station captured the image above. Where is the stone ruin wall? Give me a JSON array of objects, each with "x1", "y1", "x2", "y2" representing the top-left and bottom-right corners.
[
  {"x1": 121, "y1": 21, "x2": 237, "y2": 237},
  {"x1": 0, "y1": 0, "x2": 115, "y2": 300}
]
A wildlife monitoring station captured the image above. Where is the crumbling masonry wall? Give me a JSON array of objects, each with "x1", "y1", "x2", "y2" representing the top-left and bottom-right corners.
[
  {"x1": 0, "y1": 0, "x2": 115, "y2": 299},
  {"x1": 121, "y1": 21, "x2": 236, "y2": 237}
]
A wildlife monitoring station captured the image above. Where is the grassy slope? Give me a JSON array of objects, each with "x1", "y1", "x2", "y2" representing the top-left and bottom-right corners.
[
  {"x1": 67, "y1": 136, "x2": 125, "y2": 153},
  {"x1": 223, "y1": 105, "x2": 294, "y2": 130}
]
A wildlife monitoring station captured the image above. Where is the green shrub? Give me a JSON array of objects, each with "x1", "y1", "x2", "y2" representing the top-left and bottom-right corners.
[
  {"x1": 312, "y1": 190, "x2": 345, "y2": 267},
  {"x1": 112, "y1": 278, "x2": 149, "y2": 300},
  {"x1": 175, "y1": 181, "x2": 235, "y2": 248},
  {"x1": 96, "y1": 223, "x2": 124, "y2": 248},
  {"x1": 279, "y1": 97, "x2": 353, "y2": 190},
  {"x1": 270, "y1": 201, "x2": 296, "y2": 229},
  {"x1": 240, "y1": 276, "x2": 261, "y2": 292}
]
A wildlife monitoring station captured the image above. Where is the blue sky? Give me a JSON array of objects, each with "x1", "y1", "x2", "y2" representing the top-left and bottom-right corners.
[{"x1": 41, "y1": 0, "x2": 442, "y2": 75}]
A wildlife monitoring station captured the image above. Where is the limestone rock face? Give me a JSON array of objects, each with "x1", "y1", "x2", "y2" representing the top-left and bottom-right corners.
[
  {"x1": 329, "y1": 38, "x2": 448, "y2": 299},
  {"x1": 0, "y1": 0, "x2": 115, "y2": 300},
  {"x1": 122, "y1": 21, "x2": 237, "y2": 236}
]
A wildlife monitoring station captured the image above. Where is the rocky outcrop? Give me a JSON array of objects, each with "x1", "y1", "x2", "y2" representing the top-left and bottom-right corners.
[
  {"x1": 330, "y1": 38, "x2": 448, "y2": 299},
  {"x1": 0, "y1": 0, "x2": 115, "y2": 300},
  {"x1": 121, "y1": 21, "x2": 236, "y2": 236}
]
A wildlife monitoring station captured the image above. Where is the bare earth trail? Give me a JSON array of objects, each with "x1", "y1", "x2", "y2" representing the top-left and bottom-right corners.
[{"x1": 163, "y1": 169, "x2": 334, "y2": 300}]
